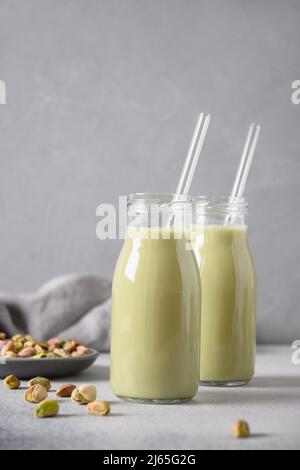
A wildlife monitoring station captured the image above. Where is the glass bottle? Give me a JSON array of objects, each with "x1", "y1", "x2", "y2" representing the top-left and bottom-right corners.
[
  {"x1": 110, "y1": 193, "x2": 200, "y2": 403},
  {"x1": 193, "y1": 196, "x2": 256, "y2": 386}
]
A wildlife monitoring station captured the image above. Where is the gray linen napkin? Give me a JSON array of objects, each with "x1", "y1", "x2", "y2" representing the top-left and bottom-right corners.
[{"x1": 0, "y1": 274, "x2": 111, "y2": 351}]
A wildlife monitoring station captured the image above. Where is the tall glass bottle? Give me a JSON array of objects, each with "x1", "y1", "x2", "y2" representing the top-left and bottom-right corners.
[
  {"x1": 110, "y1": 193, "x2": 200, "y2": 403},
  {"x1": 193, "y1": 197, "x2": 256, "y2": 386}
]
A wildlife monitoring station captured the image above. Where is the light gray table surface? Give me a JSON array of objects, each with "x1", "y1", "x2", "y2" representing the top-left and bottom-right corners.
[{"x1": 0, "y1": 345, "x2": 299, "y2": 450}]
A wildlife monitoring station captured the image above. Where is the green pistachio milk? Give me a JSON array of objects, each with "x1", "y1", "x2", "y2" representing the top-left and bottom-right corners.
[
  {"x1": 110, "y1": 228, "x2": 200, "y2": 402},
  {"x1": 193, "y1": 225, "x2": 256, "y2": 385}
]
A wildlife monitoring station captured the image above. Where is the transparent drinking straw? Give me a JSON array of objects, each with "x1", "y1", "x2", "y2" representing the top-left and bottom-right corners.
[
  {"x1": 230, "y1": 123, "x2": 261, "y2": 199},
  {"x1": 226, "y1": 123, "x2": 260, "y2": 224},
  {"x1": 168, "y1": 112, "x2": 211, "y2": 227},
  {"x1": 176, "y1": 113, "x2": 211, "y2": 196}
]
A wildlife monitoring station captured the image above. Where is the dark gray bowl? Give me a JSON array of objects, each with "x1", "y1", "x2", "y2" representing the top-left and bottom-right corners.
[{"x1": 0, "y1": 349, "x2": 99, "y2": 379}]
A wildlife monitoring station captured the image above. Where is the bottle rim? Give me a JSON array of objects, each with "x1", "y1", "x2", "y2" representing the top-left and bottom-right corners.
[
  {"x1": 193, "y1": 196, "x2": 249, "y2": 214},
  {"x1": 127, "y1": 193, "x2": 192, "y2": 213},
  {"x1": 128, "y1": 193, "x2": 192, "y2": 204}
]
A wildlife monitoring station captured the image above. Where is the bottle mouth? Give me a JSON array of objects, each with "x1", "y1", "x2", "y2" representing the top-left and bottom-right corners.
[
  {"x1": 128, "y1": 193, "x2": 192, "y2": 213},
  {"x1": 128, "y1": 193, "x2": 192, "y2": 204},
  {"x1": 127, "y1": 193, "x2": 193, "y2": 217},
  {"x1": 194, "y1": 196, "x2": 249, "y2": 215}
]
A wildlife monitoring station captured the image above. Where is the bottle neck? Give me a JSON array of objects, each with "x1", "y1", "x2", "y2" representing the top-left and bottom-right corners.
[
  {"x1": 127, "y1": 193, "x2": 193, "y2": 230},
  {"x1": 194, "y1": 196, "x2": 249, "y2": 227}
]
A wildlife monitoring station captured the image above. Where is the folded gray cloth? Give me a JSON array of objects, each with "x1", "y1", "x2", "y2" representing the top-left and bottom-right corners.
[{"x1": 0, "y1": 274, "x2": 112, "y2": 351}]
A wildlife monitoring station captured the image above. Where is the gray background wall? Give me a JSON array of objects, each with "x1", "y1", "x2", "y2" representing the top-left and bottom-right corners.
[{"x1": 0, "y1": 0, "x2": 299, "y2": 343}]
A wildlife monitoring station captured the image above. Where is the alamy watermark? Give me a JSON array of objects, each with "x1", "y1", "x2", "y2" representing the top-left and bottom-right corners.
[
  {"x1": 291, "y1": 340, "x2": 300, "y2": 365},
  {"x1": 96, "y1": 195, "x2": 194, "y2": 245},
  {"x1": 0, "y1": 80, "x2": 6, "y2": 104},
  {"x1": 291, "y1": 80, "x2": 300, "y2": 105}
]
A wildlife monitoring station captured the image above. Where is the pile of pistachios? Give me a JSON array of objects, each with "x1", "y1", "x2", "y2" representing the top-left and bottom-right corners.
[
  {"x1": 2, "y1": 374, "x2": 110, "y2": 419},
  {"x1": 0, "y1": 332, "x2": 92, "y2": 359}
]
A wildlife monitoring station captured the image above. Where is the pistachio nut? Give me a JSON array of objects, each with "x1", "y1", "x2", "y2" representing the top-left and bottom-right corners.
[
  {"x1": 28, "y1": 377, "x2": 51, "y2": 391},
  {"x1": 46, "y1": 352, "x2": 56, "y2": 358},
  {"x1": 34, "y1": 400, "x2": 59, "y2": 418},
  {"x1": 53, "y1": 348, "x2": 68, "y2": 358},
  {"x1": 32, "y1": 353, "x2": 48, "y2": 359},
  {"x1": 14, "y1": 341, "x2": 25, "y2": 353},
  {"x1": 12, "y1": 334, "x2": 23, "y2": 342},
  {"x1": 76, "y1": 345, "x2": 91, "y2": 356},
  {"x1": 34, "y1": 344, "x2": 46, "y2": 354},
  {"x1": 80, "y1": 384, "x2": 97, "y2": 402},
  {"x1": 3, "y1": 374, "x2": 21, "y2": 389},
  {"x1": 87, "y1": 400, "x2": 110, "y2": 417},
  {"x1": 232, "y1": 420, "x2": 251, "y2": 439},
  {"x1": 5, "y1": 351, "x2": 18, "y2": 358},
  {"x1": 25, "y1": 384, "x2": 48, "y2": 403},
  {"x1": 1, "y1": 340, "x2": 15, "y2": 357},
  {"x1": 71, "y1": 351, "x2": 80, "y2": 357},
  {"x1": 71, "y1": 384, "x2": 97, "y2": 404},
  {"x1": 25, "y1": 335, "x2": 34, "y2": 342},
  {"x1": 47, "y1": 338, "x2": 61, "y2": 351},
  {"x1": 24, "y1": 340, "x2": 36, "y2": 349},
  {"x1": 63, "y1": 340, "x2": 77, "y2": 354},
  {"x1": 37, "y1": 340, "x2": 49, "y2": 350},
  {"x1": 56, "y1": 384, "x2": 77, "y2": 397},
  {"x1": 18, "y1": 347, "x2": 36, "y2": 358},
  {"x1": 71, "y1": 388, "x2": 88, "y2": 405}
]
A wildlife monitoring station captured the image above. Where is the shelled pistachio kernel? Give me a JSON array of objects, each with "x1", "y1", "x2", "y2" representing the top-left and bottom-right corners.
[
  {"x1": 32, "y1": 353, "x2": 47, "y2": 359},
  {"x1": 28, "y1": 377, "x2": 51, "y2": 391},
  {"x1": 87, "y1": 400, "x2": 110, "y2": 416},
  {"x1": 14, "y1": 341, "x2": 25, "y2": 353},
  {"x1": 34, "y1": 400, "x2": 59, "y2": 418},
  {"x1": 3, "y1": 374, "x2": 21, "y2": 389},
  {"x1": 232, "y1": 420, "x2": 251, "y2": 438},
  {"x1": 25, "y1": 384, "x2": 48, "y2": 403}
]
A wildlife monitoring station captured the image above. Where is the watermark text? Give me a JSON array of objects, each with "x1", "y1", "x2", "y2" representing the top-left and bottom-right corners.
[
  {"x1": 291, "y1": 80, "x2": 300, "y2": 105},
  {"x1": 96, "y1": 196, "x2": 194, "y2": 246},
  {"x1": 291, "y1": 340, "x2": 300, "y2": 365},
  {"x1": 0, "y1": 80, "x2": 6, "y2": 104}
]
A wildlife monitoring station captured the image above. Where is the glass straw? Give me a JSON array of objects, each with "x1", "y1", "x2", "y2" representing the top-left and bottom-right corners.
[
  {"x1": 230, "y1": 123, "x2": 261, "y2": 199},
  {"x1": 225, "y1": 123, "x2": 260, "y2": 225},
  {"x1": 176, "y1": 113, "x2": 211, "y2": 196},
  {"x1": 168, "y1": 112, "x2": 211, "y2": 227}
]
